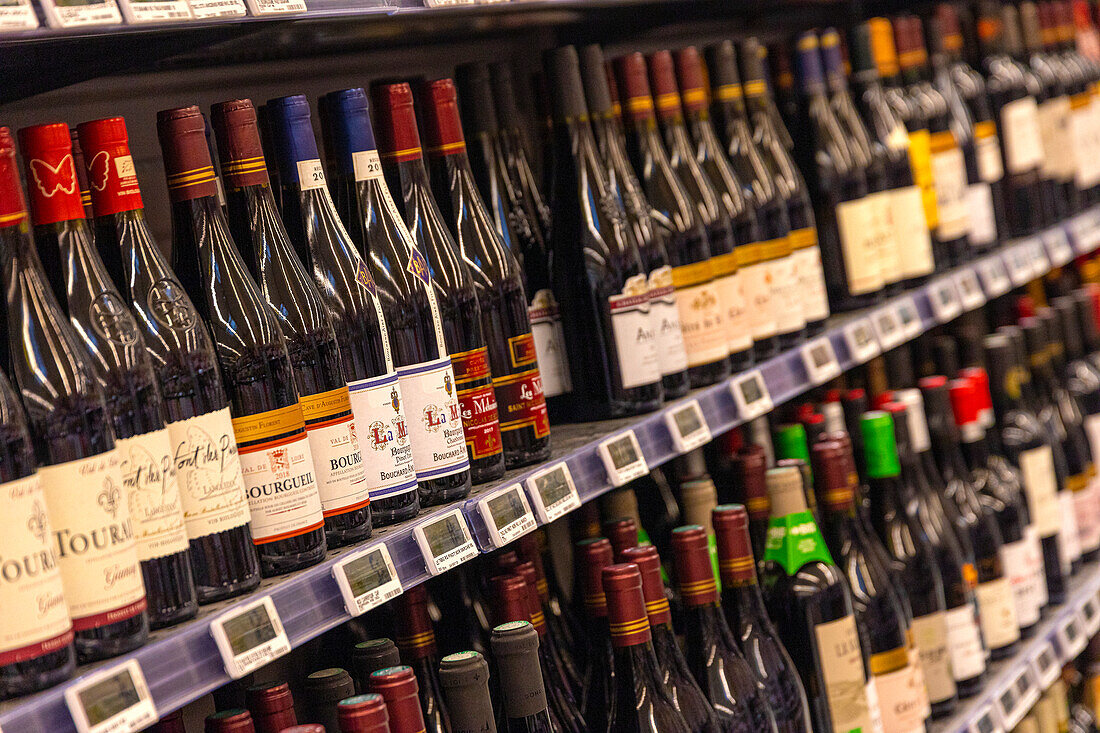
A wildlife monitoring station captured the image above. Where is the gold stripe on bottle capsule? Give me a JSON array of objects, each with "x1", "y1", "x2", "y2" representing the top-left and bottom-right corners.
[
  {"x1": 974, "y1": 120, "x2": 998, "y2": 139},
  {"x1": 429, "y1": 141, "x2": 466, "y2": 155},
  {"x1": 530, "y1": 610, "x2": 546, "y2": 628},
  {"x1": 710, "y1": 251, "x2": 739, "y2": 277},
  {"x1": 746, "y1": 496, "x2": 770, "y2": 513},
  {"x1": 655, "y1": 92, "x2": 680, "y2": 112},
  {"x1": 167, "y1": 166, "x2": 217, "y2": 189},
  {"x1": 645, "y1": 598, "x2": 671, "y2": 616},
  {"x1": 797, "y1": 35, "x2": 818, "y2": 51},
  {"x1": 718, "y1": 557, "x2": 755, "y2": 572},
  {"x1": 1067, "y1": 473, "x2": 1090, "y2": 492},
  {"x1": 397, "y1": 630, "x2": 436, "y2": 648},
  {"x1": 627, "y1": 96, "x2": 655, "y2": 114},
  {"x1": 758, "y1": 237, "x2": 789, "y2": 261},
  {"x1": 943, "y1": 33, "x2": 964, "y2": 51},
  {"x1": 0, "y1": 210, "x2": 25, "y2": 225},
  {"x1": 870, "y1": 646, "x2": 910, "y2": 676},
  {"x1": 584, "y1": 591, "x2": 607, "y2": 609},
  {"x1": 221, "y1": 156, "x2": 266, "y2": 173},
  {"x1": 679, "y1": 577, "x2": 717, "y2": 595},
  {"x1": 671, "y1": 260, "x2": 715, "y2": 289},
  {"x1": 231, "y1": 402, "x2": 306, "y2": 445},
  {"x1": 609, "y1": 617, "x2": 650, "y2": 636},
  {"x1": 714, "y1": 83, "x2": 743, "y2": 102},
  {"x1": 929, "y1": 130, "x2": 957, "y2": 154},
  {"x1": 381, "y1": 146, "x2": 422, "y2": 159},
  {"x1": 743, "y1": 80, "x2": 767, "y2": 98},
  {"x1": 682, "y1": 88, "x2": 707, "y2": 106}
]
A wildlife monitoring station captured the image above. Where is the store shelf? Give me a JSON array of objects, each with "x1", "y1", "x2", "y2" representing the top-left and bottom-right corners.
[{"x1": 3, "y1": 207, "x2": 1100, "y2": 731}]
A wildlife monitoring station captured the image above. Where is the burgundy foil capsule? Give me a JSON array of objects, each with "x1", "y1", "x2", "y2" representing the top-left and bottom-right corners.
[
  {"x1": 371, "y1": 83, "x2": 424, "y2": 164},
  {"x1": 489, "y1": 573, "x2": 531, "y2": 627},
  {"x1": 809, "y1": 438, "x2": 857, "y2": 513},
  {"x1": 516, "y1": 533, "x2": 551, "y2": 601},
  {"x1": 422, "y1": 78, "x2": 467, "y2": 156},
  {"x1": 731, "y1": 445, "x2": 770, "y2": 521},
  {"x1": 369, "y1": 665, "x2": 426, "y2": 733},
  {"x1": 576, "y1": 536, "x2": 615, "y2": 617},
  {"x1": 620, "y1": 545, "x2": 673, "y2": 626},
  {"x1": 394, "y1": 584, "x2": 438, "y2": 662},
  {"x1": 673, "y1": 46, "x2": 710, "y2": 113},
  {"x1": 337, "y1": 693, "x2": 390, "y2": 733},
  {"x1": 711, "y1": 504, "x2": 756, "y2": 587},
  {"x1": 646, "y1": 49, "x2": 685, "y2": 121},
  {"x1": 670, "y1": 525, "x2": 719, "y2": 607},
  {"x1": 515, "y1": 561, "x2": 548, "y2": 635},
  {"x1": 205, "y1": 709, "x2": 256, "y2": 733},
  {"x1": 210, "y1": 100, "x2": 271, "y2": 189},
  {"x1": 246, "y1": 681, "x2": 297, "y2": 733},
  {"x1": 603, "y1": 517, "x2": 639, "y2": 559},
  {"x1": 602, "y1": 563, "x2": 652, "y2": 648},
  {"x1": 614, "y1": 52, "x2": 657, "y2": 123},
  {"x1": 153, "y1": 107, "x2": 220, "y2": 203}
]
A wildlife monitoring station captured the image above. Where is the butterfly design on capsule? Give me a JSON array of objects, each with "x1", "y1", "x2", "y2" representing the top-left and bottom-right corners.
[
  {"x1": 88, "y1": 150, "x2": 111, "y2": 192},
  {"x1": 28, "y1": 155, "x2": 77, "y2": 198}
]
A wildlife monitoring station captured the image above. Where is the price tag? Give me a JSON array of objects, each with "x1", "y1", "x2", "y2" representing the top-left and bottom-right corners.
[
  {"x1": 664, "y1": 399, "x2": 712, "y2": 453},
  {"x1": 211, "y1": 596, "x2": 291, "y2": 679},
  {"x1": 930, "y1": 278, "x2": 963, "y2": 323},
  {"x1": 954, "y1": 269, "x2": 987, "y2": 310},
  {"x1": 1043, "y1": 228, "x2": 1074, "y2": 266},
  {"x1": 1058, "y1": 612, "x2": 1088, "y2": 658},
  {"x1": 241, "y1": 0, "x2": 304, "y2": 14},
  {"x1": 1029, "y1": 238, "x2": 1050, "y2": 276},
  {"x1": 1083, "y1": 594, "x2": 1100, "y2": 635},
  {"x1": 979, "y1": 256, "x2": 1012, "y2": 297},
  {"x1": 969, "y1": 704, "x2": 1003, "y2": 733},
  {"x1": 894, "y1": 297, "x2": 922, "y2": 338},
  {"x1": 477, "y1": 484, "x2": 537, "y2": 548},
  {"x1": 333, "y1": 543, "x2": 403, "y2": 616},
  {"x1": 64, "y1": 660, "x2": 156, "y2": 733},
  {"x1": 185, "y1": 0, "x2": 246, "y2": 17},
  {"x1": 37, "y1": 0, "x2": 121, "y2": 27},
  {"x1": 872, "y1": 307, "x2": 904, "y2": 349},
  {"x1": 1031, "y1": 641, "x2": 1060, "y2": 690},
  {"x1": 730, "y1": 370, "x2": 773, "y2": 420},
  {"x1": 0, "y1": 0, "x2": 39, "y2": 29},
  {"x1": 116, "y1": 0, "x2": 191, "y2": 23},
  {"x1": 413, "y1": 509, "x2": 478, "y2": 575},
  {"x1": 1012, "y1": 667, "x2": 1040, "y2": 719},
  {"x1": 995, "y1": 679, "x2": 1020, "y2": 730},
  {"x1": 801, "y1": 337, "x2": 841, "y2": 384},
  {"x1": 525, "y1": 462, "x2": 581, "y2": 523},
  {"x1": 1069, "y1": 210, "x2": 1100, "y2": 253},
  {"x1": 1008, "y1": 242, "x2": 1034, "y2": 285},
  {"x1": 844, "y1": 318, "x2": 880, "y2": 363},
  {"x1": 597, "y1": 430, "x2": 649, "y2": 487}
]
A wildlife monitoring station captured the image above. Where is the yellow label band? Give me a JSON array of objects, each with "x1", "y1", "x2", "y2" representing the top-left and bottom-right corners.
[
  {"x1": 299, "y1": 386, "x2": 353, "y2": 422},
  {"x1": 232, "y1": 403, "x2": 306, "y2": 444},
  {"x1": 672, "y1": 260, "x2": 715, "y2": 289}
]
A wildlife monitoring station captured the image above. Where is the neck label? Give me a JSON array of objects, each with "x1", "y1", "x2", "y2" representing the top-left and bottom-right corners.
[
  {"x1": 64, "y1": 659, "x2": 156, "y2": 733},
  {"x1": 477, "y1": 484, "x2": 537, "y2": 548},
  {"x1": 597, "y1": 430, "x2": 649, "y2": 487},
  {"x1": 730, "y1": 370, "x2": 772, "y2": 420},
  {"x1": 296, "y1": 159, "x2": 326, "y2": 191},
  {"x1": 845, "y1": 317, "x2": 880, "y2": 362},
  {"x1": 210, "y1": 596, "x2": 291, "y2": 679},
  {"x1": 413, "y1": 508, "x2": 477, "y2": 575},
  {"x1": 801, "y1": 337, "x2": 841, "y2": 385},
  {"x1": 524, "y1": 462, "x2": 580, "y2": 524},
  {"x1": 352, "y1": 150, "x2": 384, "y2": 182},
  {"x1": 332, "y1": 542, "x2": 403, "y2": 617},
  {"x1": 664, "y1": 399, "x2": 711, "y2": 453}
]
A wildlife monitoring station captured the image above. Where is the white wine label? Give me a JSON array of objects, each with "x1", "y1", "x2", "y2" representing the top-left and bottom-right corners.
[
  {"x1": 976, "y1": 577, "x2": 1021, "y2": 649},
  {"x1": 944, "y1": 604, "x2": 986, "y2": 681},
  {"x1": 911, "y1": 612, "x2": 955, "y2": 705},
  {"x1": 890, "y1": 186, "x2": 935, "y2": 278},
  {"x1": 906, "y1": 640, "x2": 931, "y2": 720},
  {"x1": 1040, "y1": 97, "x2": 1076, "y2": 181},
  {"x1": 771, "y1": 253, "x2": 805, "y2": 334},
  {"x1": 789, "y1": 228, "x2": 831, "y2": 322},
  {"x1": 740, "y1": 259, "x2": 777, "y2": 340},
  {"x1": 671, "y1": 263, "x2": 731, "y2": 368},
  {"x1": 930, "y1": 145, "x2": 971, "y2": 240},
  {"x1": 296, "y1": 159, "x2": 327, "y2": 191},
  {"x1": 0, "y1": 0, "x2": 38, "y2": 29},
  {"x1": 299, "y1": 387, "x2": 369, "y2": 516},
  {"x1": 975, "y1": 125, "x2": 1005, "y2": 183},
  {"x1": 869, "y1": 192, "x2": 902, "y2": 286},
  {"x1": 967, "y1": 183, "x2": 999, "y2": 248},
  {"x1": 169, "y1": 407, "x2": 252, "y2": 540},
  {"x1": 0, "y1": 473, "x2": 73, "y2": 665},
  {"x1": 352, "y1": 150, "x2": 384, "y2": 182},
  {"x1": 348, "y1": 372, "x2": 417, "y2": 500},
  {"x1": 1074, "y1": 481, "x2": 1100, "y2": 556},
  {"x1": 866, "y1": 679, "x2": 885, "y2": 733},
  {"x1": 712, "y1": 270, "x2": 753, "y2": 354},
  {"x1": 814, "y1": 615, "x2": 873, "y2": 733},
  {"x1": 609, "y1": 274, "x2": 661, "y2": 389},
  {"x1": 1058, "y1": 491, "x2": 1082, "y2": 568},
  {"x1": 116, "y1": 428, "x2": 189, "y2": 563},
  {"x1": 647, "y1": 267, "x2": 689, "y2": 377},
  {"x1": 1002, "y1": 538, "x2": 1042, "y2": 629},
  {"x1": 528, "y1": 289, "x2": 572, "y2": 398},
  {"x1": 872, "y1": 663, "x2": 925, "y2": 733},
  {"x1": 185, "y1": 0, "x2": 245, "y2": 17},
  {"x1": 835, "y1": 197, "x2": 884, "y2": 295},
  {"x1": 396, "y1": 356, "x2": 469, "y2": 481},
  {"x1": 38, "y1": 0, "x2": 121, "y2": 27},
  {"x1": 1002, "y1": 97, "x2": 1045, "y2": 174},
  {"x1": 1073, "y1": 103, "x2": 1100, "y2": 187},
  {"x1": 116, "y1": 0, "x2": 190, "y2": 23},
  {"x1": 39, "y1": 451, "x2": 146, "y2": 630},
  {"x1": 1019, "y1": 446, "x2": 1062, "y2": 537},
  {"x1": 237, "y1": 431, "x2": 323, "y2": 544}
]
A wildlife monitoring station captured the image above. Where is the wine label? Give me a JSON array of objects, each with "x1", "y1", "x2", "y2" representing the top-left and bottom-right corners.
[
  {"x1": 1019, "y1": 446, "x2": 1062, "y2": 537},
  {"x1": 39, "y1": 451, "x2": 147, "y2": 631},
  {"x1": 451, "y1": 346, "x2": 503, "y2": 461},
  {"x1": 0, "y1": 473, "x2": 74, "y2": 665},
  {"x1": 671, "y1": 261, "x2": 730, "y2": 367},
  {"x1": 396, "y1": 356, "x2": 470, "y2": 480},
  {"x1": 868, "y1": 192, "x2": 902, "y2": 286},
  {"x1": 870, "y1": 649, "x2": 924, "y2": 733},
  {"x1": 974, "y1": 121, "x2": 1005, "y2": 183},
  {"x1": 233, "y1": 404, "x2": 324, "y2": 544},
  {"x1": 1002, "y1": 538, "x2": 1043, "y2": 629},
  {"x1": 1072, "y1": 99, "x2": 1100, "y2": 188},
  {"x1": 1073, "y1": 477, "x2": 1100, "y2": 555},
  {"x1": 944, "y1": 604, "x2": 986, "y2": 681},
  {"x1": 1058, "y1": 490, "x2": 1082, "y2": 567},
  {"x1": 299, "y1": 387, "x2": 369, "y2": 516},
  {"x1": 975, "y1": 576, "x2": 1021, "y2": 649},
  {"x1": 647, "y1": 267, "x2": 689, "y2": 377},
  {"x1": 116, "y1": 428, "x2": 190, "y2": 562},
  {"x1": 348, "y1": 372, "x2": 417, "y2": 500},
  {"x1": 1002, "y1": 97, "x2": 1045, "y2": 174},
  {"x1": 1038, "y1": 97, "x2": 1076, "y2": 182},
  {"x1": 771, "y1": 252, "x2": 805, "y2": 333},
  {"x1": 814, "y1": 615, "x2": 873, "y2": 733},
  {"x1": 169, "y1": 407, "x2": 252, "y2": 540},
  {"x1": 763, "y1": 510, "x2": 834, "y2": 575},
  {"x1": 866, "y1": 679, "x2": 885, "y2": 733},
  {"x1": 527, "y1": 289, "x2": 572, "y2": 398},
  {"x1": 38, "y1": 0, "x2": 121, "y2": 27},
  {"x1": 789, "y1": 227, "x2": 831, "y2": 322},
  {"x1": 967, "y1": 183, "x2": 999, "y2": 248},
  {"x1": 890, "y1": 186, "x2": 935, "y2": 278},
  {"x1": 609, "y1": 274, "x2": 661, "y2": 389},
  {"x1": 710, "y1": 252, "x2": 753, "y2": 353},
  {"x1": 907, "y1": 129, "x2": 940, "y2": 229},
  {"x1": 929, "y1": 132, "x2": 971, "y2": 240},
  {"x1": 911, "y1": 611, "x2": 956, "y2": 705},
  {"x1": 906, "y1": 637, "x2": 931, "y2": 720},
  {"x1": 494, "y1": 366, "x2": 550, "y2": 442},
  {"x1": 835, "y1": 196, "x2": 884, "y2": 295},
  {"x1": 738, "y1": 241, "x2": 778, "y2": 340}
]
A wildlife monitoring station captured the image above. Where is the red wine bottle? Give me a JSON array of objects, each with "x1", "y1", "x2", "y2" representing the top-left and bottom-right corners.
[
  {"x1": 491, "y1": 620, "x2": 557, "y2": 733},
  {"x1": 336, "y1": 693, "x2": 390, "y2": 733},
  {"x1": 423, "y1": 78, "x2": 552, "y2": 471},
  {"x1": 0, "y1": 367, "x2": 75, "y2": 699},
  {"x1": 438, "y1": 650, "x2": 497, "y2": 733},
  {"x1": 394, "y1": 585, "x2": 450, "y2": 733},
  {"x1": 576, "y1": 536, "x2": 615, "y2": 732},
  {"x1": 269, "y1": 94, "x2": 418, "y2": 531},
  {"x1": 211, "y1": 98, "x2": 368, "y2": 548},
  {"x1": 370, "y1": 666, "x2": 429, "y2": 733},
  {"x1": 246, "y1": 681, "x2": 297, "y2": 733},
  {"x1": 0, "y1": 127, "x2": 148, "y2": 661},
  {"x1": 372, "y1": 81, "x2": 499, "y2": 488},
  {"x1": 70, "y1": 120, "x2": 260, "y2": 606},
  {"x1": 156, "y1": 106, "x2": 326, "y2": 577},
  {"x1": 70, "y1": 130, "x2": 94, "y2": 220},
  {"x1": 205, "y1": 709, "x2": 255, "y2": 733}
]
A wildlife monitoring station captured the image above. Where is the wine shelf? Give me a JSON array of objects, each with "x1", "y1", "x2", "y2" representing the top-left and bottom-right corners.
[{"x1": 3, "y1": 206, "x2": 1099, "y2": 731}]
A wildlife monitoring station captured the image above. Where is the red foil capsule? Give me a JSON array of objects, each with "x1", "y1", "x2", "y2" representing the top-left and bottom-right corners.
[
  {"x1": 620, "y1": 545, "x2": 673, "y2": 627},
  {"x1": 602, "y1": 563, "x2": 652, "y2": 647}
]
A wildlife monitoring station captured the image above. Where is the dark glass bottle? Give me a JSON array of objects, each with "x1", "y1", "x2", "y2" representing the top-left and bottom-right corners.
[
  {"x1": 156, "y1": 106, "x2": 326, "y2": 577},
  {"x1": 491, "y1": 621, "x2": 556, "y2": 733},
  {"x1": 370, "y1": 665, "x2": 430, "y2": 733},
  {"x1": 423, "y1": 78, "x2": 551, "y2": 471},
  {"x1": 272, "y1": 93, "x2": 418, "y2": 530},
  {"x1": 204, "y1": 709, "x2": 255, "y2": 733},
  {"x1": 516, "y1": 531, "x2": 582, "y2": 678},
  {"x1": 351, "y1": 638, "x2": 401, "y2": 693},
  {"x1": 438, "y1": 650, "x2": 497, "y2": 733},
  {"x1": 0, "y1": 126, "x2": 149, "y2": 662},
  {"x1": 542, "y1": 46, "x2": 663, "y2": 420},
  {"x1": 337, "y1": 693, "x2": 391, "y2": 733},
  {"x1": 303, "y1": 668, "x2": 356, "y2": 732},
  {"x1": 671, "y1": 525, "x2": 776, "y2": 733},
  {"x1": 371, "y1": 81, "x2": 492, "y2": 490},
  {"x1": 246, "y1": 681, "x2": 297, "y2": 733},
  {"x1": 394, "y1": 585, "x2": 449, "y2": 733},
  {"x1": 23, "y1": 122, "x2": 198, "y2": 628},
  {"x1": 612, "y1": 51, "x2": 736, "y2": 387},
  {"x1": 711, "y1": 505, "x2": 811, "y2": 731},
  {"x1": 70, "y1": 121, "x2": 260, "y2": 603},
  {"x1": 576, "y1": 536, "x2": 615, "y2": 732}
]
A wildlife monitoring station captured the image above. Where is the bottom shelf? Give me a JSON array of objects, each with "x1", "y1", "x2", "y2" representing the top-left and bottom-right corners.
[{"x1": 931, "y1": 563, "x2": 1100, "y2": 733}]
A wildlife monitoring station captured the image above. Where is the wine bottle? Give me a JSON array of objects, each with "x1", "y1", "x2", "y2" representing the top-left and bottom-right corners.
[
  {"x1": 156, "y1": 106, "x2": 326, "y2": 577},
  {"x1": 438, "y1": 650, "x2": 497, "y2": 733},
  {"x1": 422, "y1": 78, "x2": 552, "y2": 470},
  {"x1": 268, "y1": 93, "x2": 420, "y2": 531},
  {"x1": 516, "y1": 531, "x2": 582, "y2": 677},
  {"x1": 393, "y1": 585, "x2": 449, "y2": 733},
  {"x1": 491, "y1": 621, "x2": 556, "y2": 733},
  {"x1": 621, "y1": 544, "x2": 721, "y2": 733},
  {"x1": 69, "y1": 130, "x2": 94, "y2": 221},
  {"x1": 759, "y1": 464, "x2": 874, "y2": 733},
  {"x1": 670, "y1": 525, "x2": 776, "y2": 732},
  {"x1": 0, "y1": 126, "x2": 149, "y2": 662},
  {"x1": 1056, "y1": 2, "x2": 1100, "y2": 202},
  {"x1": 371, "y1": 81, "x2": 502, "y2": 487},
  {"x1": 205, "y1": 709, "x2": 255, "y2": 733},
  {"x1": 24, "y1": 122, "x2": 198, "y2": 628},
  {"x1": 611, "y1": 50, "x2": 736, "y2": 384},
  {"x1": 576, "y1": 536, "x2": 615, "y2": 732},
  {"x1": 351, "y1": 638, "x2": 401, "y2": 693},
  {"x1": 601, "y1": 563, "x2": 692, "y2": 733},
  {"x1": 337, "y1": 693, "x2": 391, "y2": 733},
  {"x1": 319, "y1": 86, "x2": 460, "y2": 522},
  {"x1": 69, "y1": 120, "x2": 261, "y2": 605},
  {"x1": 0, "y1": 367, "x2": 74, "y2": 699},
  {"x1": 543, "y1": 46, "x2": 663, "y2": 419},
  {"x1": 246, "y1": 681, "x2": 297, "y2": 733},
  {"x1": 303, "y1": 668, "x2": 356, "y2": 732},
  {"x1": 370, "y1": 666, "x2": 429, "y2": 733}
]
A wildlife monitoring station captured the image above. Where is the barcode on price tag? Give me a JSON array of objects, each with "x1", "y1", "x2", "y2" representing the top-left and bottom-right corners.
[
  {"x1": 872, "y1": 307, "x2": 903, "y2": 349},
  {"x1": 598, "y1": 431, "x2": 649, "y2": 487},
  {"x1": 801, "y1": 337, "x2": 841, "y2": 384},
  {"x1": 1043, "y1": 228, "x2": 1074, "y2": 266},
  {"x1": 1031, "y1": 641, "x2": 1060, "y2": 689},
  {"x1": 844, "y1": 318, "x2": 880, "y2": 363},
  {"x1": 333, "y1": 543, "x2": 403, "y2": 616},
  {"x1": 478, "y1": 484, "x2": 537, "y2": 548},
  {"x1": 211, "y1": 596, "x2": 291, "y2": 679},
  {"x1": 525, "y1": 463, "x2": 581, "y2": 523},
  {"x1": 186, "y1": 0, "x2": 246, "y2": 17},
  {"x1": 242, "y1": 0, "x2": 305, "y2": 13},
  {"x1": 969, "y1": 705, "x2": 1003, "y2": 733},
  {"x1": 895, "y1": 297, "x2": 922, "y2": 338},
  {"x1": 954, "y1": 270, "x2": 986, "y2": 310},
  {"x1": 930, "y1": 278, "x2": 962, "y2": 323},
  {"x1": 65, "y1": 660, "x2": 156, "y2": 733},
  {"x1": 664, "y1": 399, "x2": 712, "y2": 453},
  {"x1": 413, "y1": 509, "x2": 478, "y2": 575},
  {"x1": 730, "y1": 370, "x2": 773, "y2": 420},
  {"x1": 979, "y1": 256, "x2": 1012, "y2": 296}
]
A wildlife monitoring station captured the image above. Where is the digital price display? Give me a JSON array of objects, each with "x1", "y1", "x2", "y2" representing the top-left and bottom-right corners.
[
  {"x1": 65, "y1": 660, "x2": 156, "y2": 733},
  {"x1": 730, "y1": 370, "x2": 773, "y2": 420},
  {"x1": 664, "y1": 400, "x2": 711, "y2": 452},
  {"x1": 598, "y1": 431, "x2": 649, "y2": 487},
  {"x1": 210, "y1": 596, "x2": 291, "y2": 678},
  {"x1": 801, "y1": 338, "x2": 840, "y2": 384},
  {"x1": 413, "y1": 509, "x2": 478, "y2": 575},
  {"x1": 333, "y1": 544, "x2": 403, "y2": 616},
  {"x1": 524, "y1": 463, "x2": 581, "y2": 523},
  {"x1": 478, "y1": 485, "x2": 537, "y2": 547}
]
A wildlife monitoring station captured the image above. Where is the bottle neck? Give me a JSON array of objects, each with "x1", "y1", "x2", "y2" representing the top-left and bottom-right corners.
[
  {"x1": 90, "y1": 208, "x2": 144, "y2": 296},
  {"x1": 959, "y1": 424, "x2": 993, "y2": 469}
]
